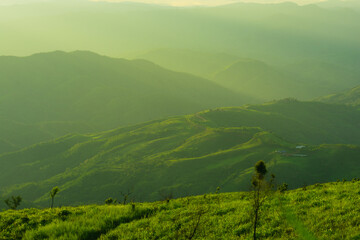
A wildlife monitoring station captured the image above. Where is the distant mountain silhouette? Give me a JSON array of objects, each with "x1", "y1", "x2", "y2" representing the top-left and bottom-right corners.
[{"x1": 0, "y1": 51, "x2": 251, "y2": 153}]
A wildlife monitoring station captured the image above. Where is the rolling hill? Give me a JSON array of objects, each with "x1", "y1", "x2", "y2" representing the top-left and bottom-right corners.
[
  {"x1": 317, "y1": 85, "x2": 360, "y2": 106},
  {"x1": 197, "y1": 99, "x2": 360, "y2": 144},
  {"x1": 1, "y1": 100, "x2": 359, "y2": 207},
  {"x1": 0, "y1": 50, "x2": 251, "y2": 154},
  {"x1": 0, "y1": 118, "x2": 95, "y2": 156}
]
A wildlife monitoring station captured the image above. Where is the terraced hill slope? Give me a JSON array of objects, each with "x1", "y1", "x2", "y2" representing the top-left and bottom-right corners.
[{"x1": 0, "y1": 100, "x2": 359, "y2": 207}]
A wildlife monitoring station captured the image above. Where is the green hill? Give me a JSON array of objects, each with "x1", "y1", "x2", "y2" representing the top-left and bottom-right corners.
[
  {"x1": 1, "y1": 181, "x2": 359, "y2": 239},
  {"x1": 317, "y1": 85, "x2": 360, "y2": 106},
  {"x1": 0, "y1": 51, "x2": 250, "y2": 154},
  {"x1": 197, "y1": 99, "x2": 360, "y2": 144},
  {"x1": 0, "y1": 118, "x2": 95, "y2": 155},
  {"x1": 1, "y1": 100, "x2": 359, "y2": 207}
]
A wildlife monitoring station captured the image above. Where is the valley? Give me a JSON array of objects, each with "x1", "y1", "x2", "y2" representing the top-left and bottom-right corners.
[{"x1": 0, "y1": 0, "x2": 359, "y2": 239}]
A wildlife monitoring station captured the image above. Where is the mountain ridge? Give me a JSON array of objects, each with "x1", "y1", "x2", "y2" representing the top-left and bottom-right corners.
[{"x1": 0, "y1": 50, "x2": 252, "y2": 154}]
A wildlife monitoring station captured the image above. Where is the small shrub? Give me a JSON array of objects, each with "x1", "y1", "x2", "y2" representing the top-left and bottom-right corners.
[
  {"x1": 278, "y1": 183, "x2": 288, "y2": 193},
  {"x1": 4, "y1": 196, "x2": 22, "y2": 210},
  {"x1": 120, "y1": 189, "x2": 133, "y2": 205},
  {"x1": 235, "y1": 223, "x2": 251, "y2": 236},
  {"x1": 105, "y1": 198, "x2": 116, "y2": 205},
  {"x1": 58, "y1": 210, "x2": 72, "y2": 220},
  {"x1": 21, "y1": 216, "x2": 30, "y2": 223},
  {"x1": 131, "y1": 202, "x2": 136, "y2": 212}
]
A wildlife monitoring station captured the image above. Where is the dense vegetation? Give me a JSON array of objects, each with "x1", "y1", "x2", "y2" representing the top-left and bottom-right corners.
[
  {"x1": 1, "y1": 100, "x2": 359, "y2": 207},
  {"x1": 1, "y1": 181, "x2": 359, "y2": 239}
]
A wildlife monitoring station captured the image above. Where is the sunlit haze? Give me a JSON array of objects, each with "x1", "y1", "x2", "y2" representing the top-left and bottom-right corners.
[
  {"x1": 1, "y1": 0, "x2": 360, "y2": 237},
  {"x1": 91, "y1": 0, "x2": 328, "y2": 6}
]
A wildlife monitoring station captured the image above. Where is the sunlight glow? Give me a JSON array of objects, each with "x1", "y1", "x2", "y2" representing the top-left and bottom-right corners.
[{"x1": 91, "y1": 0, "x2": 328, "y2": 7}]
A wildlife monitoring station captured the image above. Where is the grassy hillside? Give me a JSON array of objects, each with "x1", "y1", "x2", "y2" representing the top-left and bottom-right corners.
[
  {"x1": 1, "y1": 100, "x2": 359, "y2": 207},
  {"x1": 0, "y1": 50, "x2": 250, "y2": 154},
  {"x1": 0, "y1": 118, "x2": 95, "y2": 155},
  {"x1": 196, "y1": 99, "x2": 360, "y2": 144},
  {"x1": 317, "y1": 85, "x2": 360, "y2": 106},
  {"x1": 1, "y1": 181, "x2": 359, "y2": 239}
]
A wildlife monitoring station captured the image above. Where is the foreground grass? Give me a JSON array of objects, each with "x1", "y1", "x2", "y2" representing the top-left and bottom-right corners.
[{"x1": 0, "y1": 181, "x2": 359, "y2": 240}]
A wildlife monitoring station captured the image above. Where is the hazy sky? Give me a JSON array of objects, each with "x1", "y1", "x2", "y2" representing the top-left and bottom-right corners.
[{"x1": 92, "y1": 0, "x2": 328, "y2": 7}]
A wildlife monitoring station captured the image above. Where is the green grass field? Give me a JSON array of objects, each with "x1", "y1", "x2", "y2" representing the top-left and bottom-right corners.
[{"x1": 1, "y1": 180, "x2": 359, "y2": 240}]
